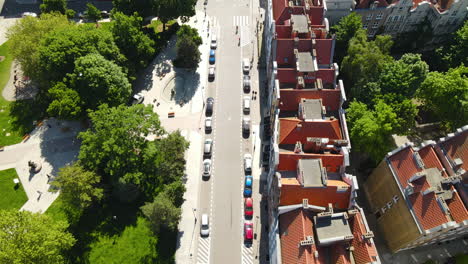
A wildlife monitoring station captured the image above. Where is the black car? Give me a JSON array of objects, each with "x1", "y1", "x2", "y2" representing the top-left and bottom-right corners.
[
  {"x1": 206, "y1": 97, "x2": 214, "y2": 117},
  {"x1": 243, "y1": 75, "x2": 251, "y2": 93}
]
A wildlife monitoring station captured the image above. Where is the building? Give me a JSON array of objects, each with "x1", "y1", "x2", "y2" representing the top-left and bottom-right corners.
[
  {"x1": 364, "y1": 125, "x2": 468, "y2": 253},
  {"x1": 325, "y1": 0, "x2": 356, "y2": 25},
  {"x1": 325, "y1": 0, "x2": 468, "y2": 41},
  {"x1": 263, "y1": 0, "x2": 380, "y2": 262}
]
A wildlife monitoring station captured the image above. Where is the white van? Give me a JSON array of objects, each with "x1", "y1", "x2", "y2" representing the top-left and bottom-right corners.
[
  {"x1": 244, "y1": 154, "x2": 252, "y2": 173},
  {"x1": 200, "y1": 214, "x2": 210, "y2": 236},
  {"x1": 204, "y1": 139, "x2": 213, "y2": 156},
  {"x1": 211, "y1": 34, "x2": 217, "y2": 49},
  {"x1": 243, "y1": 96, "x2": 250, "y2": 114}
]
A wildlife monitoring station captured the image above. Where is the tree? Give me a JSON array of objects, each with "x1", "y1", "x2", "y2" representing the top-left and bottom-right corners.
[
  {"x1": 78, "y1": 104, "x2": 164, "y2": 185},
  {"x1": 341, "y1": 30, "x2": 393, "y2": 93},
  {"x1": 416, "y1": 66, "x2": 468, "y2": 130},
  {"x1": 347, "y1": 100, "x2": 399, "y2": 162},
  {"x1": 85, "y1": 3, "x2": 102, "y2": 22},
  {"x1": 112, "y1": 0, "x2": 157, "y2": 19},
  {"x1": 69, "y1": 53, "x2": 131, "y2": 110},
  {"x1": 37, "y1": 24, "x2": 126, "y2": 85},
  {"x1": 377, "y1": 93, "x2": 418, "y2": 135},
  {"x1": 47, "y1": 82, "x2": 83, "y2": 119},
  {"x1": 7, "y1": 13, "x2": 71, "y2": 81},
  {"x1": 40, "y1": 0, "x2": 66, "y2": 14},
  {"x1": 436, "y1": 20, "x2": 468, "y2": 70},
  {"x1": 50, "y1": 164, "x2": 104, "y2": 221},
  {"x1": 330, "y1": 13, "x2": 364, "y2": 63},
  {"x1": 173, "y1": 25, "x2": 202, "y2": 69},
  {"x1": 111, "y1": 12, "x2": 155, "y2": 74},
  {"x1": 156, "y1": 0, "x2": 196, "y2": 30},
  {"x1": 141, "y1": 192, "x2": 181, "y2": 234},
  {"x1": 88, "y1": 217, "x2": 158, "y2": 263},
  {"x1": 0, "y1": 210, "x2": 75, "y2": 264},
  {"x1": 377, "y1": 53, "x2": 429, "y2": 97}
]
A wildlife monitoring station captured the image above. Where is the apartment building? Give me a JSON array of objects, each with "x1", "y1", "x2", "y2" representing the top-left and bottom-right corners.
[
  {"x1": 263, "y1": 0, "x2": 380, "y2": 262},
  {"x1": 364, "y1": 125, "x2": 468, "y2": 253},
  {"x1": 325, "y1": 0, "x2": 468, "y2": 41}
]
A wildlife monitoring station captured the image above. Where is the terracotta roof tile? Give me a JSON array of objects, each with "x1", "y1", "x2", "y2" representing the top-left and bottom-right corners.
[
  {"x1": 440, "y1": 130, "x2": 468, "y2": 173},
  {"x1": 408, "y1": 192, "x2": 448, "y2": 230},
  {"x1": 349, "y1": 212, "x2": 378, "y2": 264},
  {"x1": 418, "y1": 145, "x2": 448, "y2": 177},
  {"x1": 279, "y1": 152, "x2": 344, "y2": 172},
  {"x1": 331, "y1": 244, "x2": 351, "y2": 264},
  {"x1": 279, "y1": 119, "x2": 343, "y2": 145},
  {"x1": 280, "y1": 178, "x2": 350, "y2": 209},
  {"x1": 446, "y1": 188, "x2": 468, "y2": 224},
  {"x1": 388, "y1": 147, "x2": 421, "y2": 189}
]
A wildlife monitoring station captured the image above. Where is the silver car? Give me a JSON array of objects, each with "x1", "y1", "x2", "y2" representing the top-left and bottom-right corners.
[
  {"x1": 205, "y1": 117, "x2": 213, "y2": 133},
  {"x1": 200, "y1": 214, "x2": 210, "y2": 236},
  {"x1": 242, "y1": 58, "x2": 250, "y2": 73},
  {"x1": 203, "y1": 159, "x2": 212, "y2": 178}
]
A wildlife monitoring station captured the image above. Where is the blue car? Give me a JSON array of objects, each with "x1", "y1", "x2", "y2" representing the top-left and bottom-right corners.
[
  {"x1": 209, "y1": 49, "x2": 215, "y2": 64},
  {"x1": 244, "y1": 175, "x2": 253, "y2": 197}
]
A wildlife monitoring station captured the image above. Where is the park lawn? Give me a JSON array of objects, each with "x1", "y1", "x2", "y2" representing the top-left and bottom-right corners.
[
  {"x1": 148, "y1": 19, "x2": 177, "y2": 34},
  {"x1": 0, "y1": 168, "x2": 28, "y2": 210},
  {"x1": 0, "y1": 41, "x2": 25, "y2": 146}
]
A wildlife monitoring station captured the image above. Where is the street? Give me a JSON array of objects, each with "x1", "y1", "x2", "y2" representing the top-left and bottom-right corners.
[{"x1": 193, "y1": 0, "x2": 262, "y2": 263}]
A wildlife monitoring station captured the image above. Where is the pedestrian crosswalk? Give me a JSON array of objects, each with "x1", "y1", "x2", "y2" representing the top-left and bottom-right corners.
[
  {"x1": 233, "y1": 16, "x2": 250, "y2": 27},
  {"x1": 197, "y1": 236, "x2": 211, "y2": 264},
  {"x1": 242, "y1": 244, "x2": 254, "y2": 264},
  {"x1": 240, "y1": 27, "x2": 251, "y2": 47}
]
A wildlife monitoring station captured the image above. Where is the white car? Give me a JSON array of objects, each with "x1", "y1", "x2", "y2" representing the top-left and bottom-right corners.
[
  {"x1": 204, "y1": 139, "x2": 213, "y2": 156},
  {"x1": 202, "y1": 159, "x2": 212, "y2": 178},
  {"x1": 132, "y1": 93, "x2": 144, "y2": 104},
  {"x1": 208, "y1": 66, "x2": 215, "y2": 81},
  {"x1": 242, "y1": 58, "x2": 250, "y2": 73},
  {"x1": 205, "y1": 117, "x2": 212, "y2": 133},
  {"x1": 243, "y1": 96, "x2": 250, "y2": 114},
  {"x1": 244, "y1": 153, "x2": 252, "y2": 173},
  {"x1": 22, "y1": 12, "x2": 37, "y2": 18},
  {"x1": 210, "y1": 34, "x2": 217, "y2": 49},
  {"x1": 200, "y1": 214, "x2": 210, "y2": 236}
]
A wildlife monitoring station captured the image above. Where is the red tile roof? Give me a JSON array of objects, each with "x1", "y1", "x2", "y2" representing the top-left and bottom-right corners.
[
  {"x1": 279, "y1": 89, "x2": 341, "y2": 112},
  {"x1": 408, "y1": 192, "x2": 448, "y2": 230},
  {"x1": 279, "y1": 152, "x2": 344, "y2": 171},
  {"x1": 279, "y1": 118, "x2": 343, "y2": 145},
  {"x1": 446, "y1": 188, "x2": 468, "y2": 224},
  {"x1": 440, "y1": 129, "x2": 468, "y2": 173},
  {"x1": 349, "y1": 211, "x2": 379, "y2": 264},
  {"x1": 280, "y1": 178, "x2": 350, "y2": 209}
]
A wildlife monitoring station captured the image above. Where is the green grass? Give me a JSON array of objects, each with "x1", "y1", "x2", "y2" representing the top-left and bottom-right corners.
[
  {"x1": 45, "y1": 195, "x2": 69, "y2": 223},
  {"x1": 456, "y1": 254, "x2": 468, "y2": 264},
  {"x1": 0, "y1": 168, "x2": 28, "y2": 210},
  {"x1": 0, "y1": 41, "x2": 24, "y2": 147},
  {"x1": 148, "y1": 20, "x2": 177, "y2": 34}
]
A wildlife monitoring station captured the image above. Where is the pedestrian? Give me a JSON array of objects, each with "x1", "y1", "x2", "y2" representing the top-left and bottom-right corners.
[{"x1": 37, "y1": 190, "x2": 43, "y2": 201}]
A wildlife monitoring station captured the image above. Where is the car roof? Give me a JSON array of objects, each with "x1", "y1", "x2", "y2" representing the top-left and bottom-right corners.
[
  {"x1": 245, "y1": 228, "x2": 253, "y2": 239},
  {"x1": 210, "y1": 50, "x2": 215, "y2": 55},
  {"x1": 245, "y1": 198, "x2": 253, "y2": 206},
  {"x1": 202, "y1": 214, "x2": 208, "y2": 224},
  {"x1": 245, "y1": 177, "x2": 252, "y2": 186}
]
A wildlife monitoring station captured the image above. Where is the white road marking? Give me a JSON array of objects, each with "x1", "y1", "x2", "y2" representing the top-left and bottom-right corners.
[
  {"x1": 197, "y1": 236, "x2": 211, "y2": 264},
  {"x1": 233, "y1": 16, "x2": 249, "y2": 26},
  {"x1": 242, "y1": 245, "x2": 254, "y2": 264}
]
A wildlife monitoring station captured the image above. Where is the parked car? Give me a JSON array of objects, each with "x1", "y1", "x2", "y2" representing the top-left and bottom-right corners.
[
  {"x1": 244, "y1": 154, "x2": 252, "y2": 173},
  {"x1": 242, "y1": 117, "x2": 251, "y2": 137},
  {"x1": 132, "y1": 93, "x2": 144, "y2": 104},
  {"x1": 244, "y1": 175, "x2": 253, "y2": 197},
  {"x1": 100, "y1": 10, "x2": 110, "y2": 18},
  {"x1": 205, "y1": 117, "x2": 212, "y2": 133},
  {"x1": 210, "y1": 34, "x2": 217, "y2": 49},
  {"x1": 206, "y1": 97, "x2": 214, "y2": 116},
  {"x1": 22, "y1": 12, "x2": 37, "y2": 18},
  {"x1": 209, "y1": 49, "x2": 216, "y2": 64},
  {"x1": 204, "y1": 139, "x2": 213, "y2": 157},
  {"x1": 208, "y1": 66, "x2": 215, "y2": 81},
  {"x1": 244, "y1": 198, "x2": 253, "y2": 218},
  {"x1": 200, "y1": 214, "x2": 210, "y2": 237},
  {"x1": 242, "y1": 58, "x2": 250, "y2": 74},
  {"x1": 202, "y1": 159, "x2": 212, "y2": 178},
  {"x1": 243, "y1": 96, "x2": 250, "y2": 114},
  {"x1": 244, "y1": 221, "x2": 253, "y2": 242},
  {"x1": 243, "y1": 75, "x2": 251, "y2": 93}
]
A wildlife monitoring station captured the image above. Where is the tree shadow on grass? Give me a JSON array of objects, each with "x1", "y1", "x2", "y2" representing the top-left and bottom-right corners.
[{"x1": 8, "y1": 99, "x2": 46, "y2": 136}]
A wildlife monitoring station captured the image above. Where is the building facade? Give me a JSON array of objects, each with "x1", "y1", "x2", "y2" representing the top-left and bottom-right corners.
[{"x1": 364, "y1": 125, "x2": 468, "y2": 253}]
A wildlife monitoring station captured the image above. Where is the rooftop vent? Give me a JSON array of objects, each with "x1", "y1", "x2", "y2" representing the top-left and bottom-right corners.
[
  {"x1": 294, "y1": 141, "x2": 303, "y2": 153},
  {"x1": 363, "y1": 231, "x2": 374, "y2": 239},
  {"x1": 453, "y1": 158, "x2": 463, "y2": 168},
  {"x1": 297, "y1": 76, "x2": 305, "y2": 88},
  {"x1": 299, "y1": 236, "x2": 315, "y2": 246},
  {"x1": 348, "y1": 209, "x2": 358, "y2": 216},
  {"x1": 302, "y1": 198, "x2": 309, "y2": 209}
]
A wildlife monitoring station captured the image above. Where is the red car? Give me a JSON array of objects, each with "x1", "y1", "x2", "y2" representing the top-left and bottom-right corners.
[
  {"x1": 244, "y1": 221, "x2": 253, "y2": 242},
  {"x1": 244, "y1": 198, "x2": 253, "y2": 218}
]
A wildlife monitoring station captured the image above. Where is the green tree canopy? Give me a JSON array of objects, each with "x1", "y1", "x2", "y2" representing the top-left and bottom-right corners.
[
  {"x1": 69, "y1": 53, "x2": 131, "y2": 110},
  {"x1": 347, "y1": 100, "x2": 399, "y2": 162},
  {"x1": 37, "y1": 24, "x2": 125, "y2": 85},
  {"x1": 436, "y1": 20, "x2": 468, "y2": 70},
  {"x1": 51, "y1": 163, "x2": 104, "y2": 222},
  {"x1": 330, "y1": 13, "x2": 363, "y2": 63},
  {"x1": 78, "y1": 104, "x2": 164, "y2": 185},
  {"x1": 47, "y1": 82, "x2": 83, "y2": 119},
  {"x1": 341, "y1": 30, "x2": 393, "y2": 92},
  {"x1": 416, "y1": 65, "x2": 468, "y2": 130},
  {"x1": 7, "y1": 13, "x2": 71, "y2": 81},
  {"x1": 112, "y1": 0, "x2": 156, "y2": 19},
  {"x1": 157, "y1": 0, "x2": 196, "y2": 28},
  {"x1": 85, "y1": 3, "x2": 102, "y2": 22},
  {"x1": 141, "y1": 192, "x2": 181, "y2": 234},
  {"x1": 0, "y1": 210, "x2": 75, "y2": 264},
  {"x1": 40, "y1": 0, "x2": 66, "y2": 14},
  {"x1": 111, "y1": 12, "x2": 155, "y2": 74},
  {"x1": 173, "y1": 25, "x2": 202, "y2": 69}
]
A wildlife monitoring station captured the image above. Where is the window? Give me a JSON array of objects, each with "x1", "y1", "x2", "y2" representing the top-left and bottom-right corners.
[
  {"x1": 400, "y1": 16, "x2": 404, "y2": 21},
  {"x1": 363, "y1": 23, "x2": 369, "y2": 29},
  {"x1": 366, "y1": 14, "x2": 373, "y2": 21},
  {"x1": 451, "y1": 10, "x2": 457, "y2": 16},
  {"x1": 386, "y1": 201, "x2": 393, "y2": 209},
  {"x1": 372, "y1": 22, "x2": 379, "y2": 29},
  {"x1": 376, "y1": 13, "x2": 383, "y2": 20},
  {"x1": 393, "y1": 195, "x2": 400, "y2": 203},
  {"x1": 375, "y1": 211, "x2": 382, "y2": 219}
]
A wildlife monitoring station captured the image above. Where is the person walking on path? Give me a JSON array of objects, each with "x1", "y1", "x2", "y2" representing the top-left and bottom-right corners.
[{"x1": 37, "y1": 190, "x2": 43, "y2": 201}]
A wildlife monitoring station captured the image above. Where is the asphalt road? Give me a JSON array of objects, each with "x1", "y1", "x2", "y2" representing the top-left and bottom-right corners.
[{"x1": 194, "y1": 0, "x2": 261, "y2": 262}]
